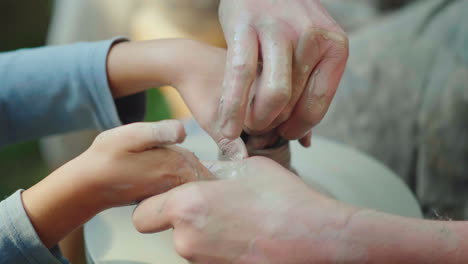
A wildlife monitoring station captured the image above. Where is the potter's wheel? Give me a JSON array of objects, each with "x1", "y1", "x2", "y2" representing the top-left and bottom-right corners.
[{"x1": 84, "y1": 124, "x2": 422, "y2": 264}]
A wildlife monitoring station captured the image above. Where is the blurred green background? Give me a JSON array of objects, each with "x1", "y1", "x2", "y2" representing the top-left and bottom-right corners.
[{"x1": 0, "y1": 0, "x2": 170, "y2": 198}]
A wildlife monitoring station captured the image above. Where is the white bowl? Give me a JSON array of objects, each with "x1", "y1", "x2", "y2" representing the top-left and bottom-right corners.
[{"x1": 85, "y1": 129, "x2": 421, "y2": 264}]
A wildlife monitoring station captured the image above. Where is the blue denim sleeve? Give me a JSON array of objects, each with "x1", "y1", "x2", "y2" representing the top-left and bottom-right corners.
[
  {"x1": 0, "y1": 190, "x2": 69, "y2": 264},
  {"x1": 0, "y1": 38, "x2": 145, "y2": 147}
]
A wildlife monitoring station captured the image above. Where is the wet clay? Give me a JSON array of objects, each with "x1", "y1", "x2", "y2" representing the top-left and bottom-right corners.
[{"x1": 241, "y1": 131, "x2": 294, "y2": 172}]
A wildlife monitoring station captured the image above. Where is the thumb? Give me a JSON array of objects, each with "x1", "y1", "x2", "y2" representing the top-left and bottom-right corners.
[
  {"x1": 97, "y1": 120, "x2": 186, "y2": 153},
  {"x1": 133, "y1": 191, "x2": 173, "y2": 233}
]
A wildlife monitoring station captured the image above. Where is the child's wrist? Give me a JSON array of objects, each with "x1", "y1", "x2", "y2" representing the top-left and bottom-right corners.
[{"x1": 21, "y1": 163, "x2": 104, "y2": 248}]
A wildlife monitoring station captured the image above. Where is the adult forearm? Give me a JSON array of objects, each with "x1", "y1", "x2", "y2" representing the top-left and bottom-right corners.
[{"x1": 343, "y1": 209, "x2": 467, "y2": 263}]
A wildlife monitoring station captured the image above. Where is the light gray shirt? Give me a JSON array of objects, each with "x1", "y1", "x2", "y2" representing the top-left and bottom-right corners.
[{"x1": 0, "y1": 38, "x2": 145, "y2": 263}]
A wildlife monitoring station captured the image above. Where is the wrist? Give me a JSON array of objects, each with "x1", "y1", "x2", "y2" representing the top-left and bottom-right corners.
[
  {"x1": 340, "y1": 209, "x2": 466, "y2": 263},
  {"x1": 22, "y1": 160, "x2": 103, "y2": 248},
  {"x1": 258, "y1": 195, "x2": 362, "y2": 263},
  {"x1": 266, "y1": 192, "x2": 365, "y2": 263},
  {"x1": 107, "y1": 40, "x2": 166, "y2": 98}
]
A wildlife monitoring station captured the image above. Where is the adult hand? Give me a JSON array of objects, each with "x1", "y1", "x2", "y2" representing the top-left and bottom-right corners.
[
  {"x1": 133, "y1": 157, "x2": 358, "y2": 263},
  {"x1": 218, "y1": 0, "x2": 349, "y2": 142},
  {"x1": 22, "y1": 120, "x2": 212, "y2": 247},
  {"x1": 133, "y1": 156, "x2": 468, "y2": 264},
  {"x1": 108, "y1": 39, "x2": 249, "y2": 160}
]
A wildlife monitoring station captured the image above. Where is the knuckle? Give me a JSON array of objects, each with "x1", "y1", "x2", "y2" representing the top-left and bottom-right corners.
[
  {"x1": 335, "y1": 32, "x2": 349, "y2": 49},
  {"x1": 308, "y1": 26, "x2": 348, "y2": 44},
  {"x1": 306, "y1": 27, "x2": 349, "y2": 59},
  {"x1": 230, "y1": 61, "x2": 256, "y2": 82},
  {"x1": 327, "y1": 35, "x2": 349, "y2": 60},
  {"x1": 173, "y1": 201, "x2": 203, "y2": 223},
  {"x1": 92, "y1": 130, "x2": 112, "y2": 150},
  {"x1": 167, "y1": 185, "x2": 206, "y2": 225},
  {"x1": 264, "y1": 83, "x2": 292, "y2": 107},
  {"x1": 329, "y1": 42, "x2": 349, "y2": 61}
]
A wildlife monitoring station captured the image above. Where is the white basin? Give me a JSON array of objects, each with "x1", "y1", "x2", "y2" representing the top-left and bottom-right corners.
[{"x1": 84, "y1": 125, "x2": 422, "y2": 264}]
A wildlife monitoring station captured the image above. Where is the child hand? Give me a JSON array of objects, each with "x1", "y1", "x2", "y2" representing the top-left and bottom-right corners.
[
  {"x1": 22, "y1": 120, "x2": 212, "y2": 248},
  {"x1": 74, "y1": 120, "x2": 212, "y2": 207}
]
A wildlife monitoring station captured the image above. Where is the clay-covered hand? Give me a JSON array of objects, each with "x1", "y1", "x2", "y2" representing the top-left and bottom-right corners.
[
  {"x1": 22, "y1": 120, "x2": 212, "y2": 247},
  {"x1": 73, "y1": 120, "x2": 214, "y2": 207},
  {"x1": 132, "y1": 156, "x2": 359, "y2": 264},
  {"x1": 218, "y1": 0, "x2": 349, "y2": 142},
  {"x1": 107, "y1": 39, "x2": 249, "y2": 160},
  {"x1": 164, "y1": 40, "x2": 250, "y2": 160}
]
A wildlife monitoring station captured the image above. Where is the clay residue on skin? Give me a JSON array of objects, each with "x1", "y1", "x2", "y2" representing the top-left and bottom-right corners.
[
  {"x1": 305, "y1": 70, "x2": 328, "y2": 116},
  {"x1": 217, "y1": 137, "x2": 248, "y2": 161},
  {"x1": 219, "y1": 24, "x2": 259, "y2": 138},
  {"x1": 308, "y1": 95, "x2": 327, "y2": 117},
  {"x1": 311, "y1": 70, "x2": 326, "y2": 97},
  {"x1": 438, "y1": 224, "x2": 461, "y2": 253},
  {"x1": 146, "y1": 120, "x2": 186, "y2": 148},
  {"x1": 176, "y1": 149, "x2": 213, "y2": 181},
  {"x1": 302, "y1": 65, "x2": 312, "y2": 74},
  {"x1": 307, "y1": 27, "x2": 349, "y2": 46},
  {"x1": 202, "y1": 160, "x2": 247, "y2": 180}
]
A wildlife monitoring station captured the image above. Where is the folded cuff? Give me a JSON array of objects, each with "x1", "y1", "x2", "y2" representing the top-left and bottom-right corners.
[{"x1": 85, "y1": 37, "x2": 146, "y2": 129}]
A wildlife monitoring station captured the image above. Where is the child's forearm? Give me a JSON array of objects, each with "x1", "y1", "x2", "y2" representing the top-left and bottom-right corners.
[
  {"x1": 107, "y1": 39, "x2": 210, "y2": 98},
  {"x1": 22, "y1": 160, "x2": 103, "y2": 248},
  {"x1": 18, "y1": 39, "x2": 222, "y2": 249},
  {"x1": 343, "y1": 209, "x2": 467, "y2": 263}
]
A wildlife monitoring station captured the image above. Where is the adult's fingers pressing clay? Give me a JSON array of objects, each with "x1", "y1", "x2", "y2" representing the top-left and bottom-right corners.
[{"x1": 218, "y1": 0, "x2": 349, "y2": 147}]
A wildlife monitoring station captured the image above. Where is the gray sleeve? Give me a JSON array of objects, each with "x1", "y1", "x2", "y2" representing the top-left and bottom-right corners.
[
  {"x1": 0, "y1": 190, "x2": 69, "y2": 264},
  {"x1": 0, "y1": 38, "x2": 144, "y2": 147}
]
